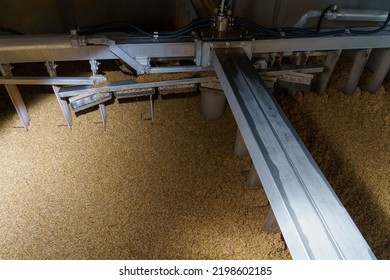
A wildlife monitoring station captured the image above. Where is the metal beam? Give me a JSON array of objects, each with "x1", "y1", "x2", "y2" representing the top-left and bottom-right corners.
[
  {"x1": 212, "y1": 48, "x2": 376, "y2": 260},
  {"x1": 1, "y1": 32, "x2": 389, "y2": 66},
  {"x1": 253, "y1": 31, "x2": 390, "y2": 53},
  {"x1": 0, "y1": 76, "x2": 100, "y2": 86},
  {"x1": 108, "y1": 41, "x2": 148, "y2": 74}
]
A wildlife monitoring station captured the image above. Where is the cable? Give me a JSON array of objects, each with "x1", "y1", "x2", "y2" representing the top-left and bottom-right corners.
[
  {"x1": 316, "y1": 5, "x2": 334, "y2": 33},
  {"x1": 77, "y1": 11, "x2": 390, "y2": 40},
  {"x1": 234, "y1": 11, "x2": 390, "y2": 39},
  {"x1": 77, "y1": 18, "x2": 212, "y2": 39}
]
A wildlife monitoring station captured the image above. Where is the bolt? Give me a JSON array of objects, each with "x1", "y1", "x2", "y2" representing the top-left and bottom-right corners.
[{"x1": 225, "y1": 42, "x2": 230, "y2": 47}]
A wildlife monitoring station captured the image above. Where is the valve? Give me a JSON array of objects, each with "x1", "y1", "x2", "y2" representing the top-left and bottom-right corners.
[{"x1": 212, "y1": 0, "x2": 232, "y2": 35}]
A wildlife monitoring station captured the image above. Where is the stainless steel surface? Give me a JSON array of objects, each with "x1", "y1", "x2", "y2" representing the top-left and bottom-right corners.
[
  {"x1": 260, "y1": 65, "x2": 324, "y2": 76},
  {"x1": 0, "y1": 35, "x2": 74, "y2": 51},
  {"x1": 0, "y1": 76, "x2": 99, "y2": 86},
  {"x1": 326, "y1": 9, "x2": 389, "y2": 22},
  {"x1": 99, "y1": 77, "x2": 216, "y2": 93},
  {"x1": 0, "y1": 0, "x2": 178, "y2": 34},
  {"x1": 1, "y1": 31, "x2": 390, "y2": 72},
  {"x1": 57, "y1": 77, "x2": 216, "y2": 98},
  {"x1": 296, "y1": 8, "x2": 390, "y2": 28},
  {"x1": 232, "y1": 0, "x2": 390, "y2": 27},
  {"x1": 69, "y1": 91, "x2": 112, "y2": 112},
  {"x1": 212, "y1": 48, "x2": 376, "y2": 259},
  {"x1": 108, "y1": 41, "x2": 148, "y2": 74},
  {"x1": 253, "y1": 32, "x2": 390, "y2": 53},
  {"x1": 1, "y1": 0, "x2": 390, "y2": 35}
]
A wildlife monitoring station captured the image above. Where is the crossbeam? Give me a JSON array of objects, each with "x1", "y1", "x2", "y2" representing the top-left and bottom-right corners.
[{"x1": 212, "y1": 48, "x2": 376, "y2": 260}]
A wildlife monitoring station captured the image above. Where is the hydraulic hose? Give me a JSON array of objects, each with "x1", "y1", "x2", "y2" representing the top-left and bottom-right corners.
[
  {"x1": 77, "y1": 12, "x2": 389, "y2": 40},
  {"x1": 77, "y1": 18, "x2": 212, "y2": 39}
]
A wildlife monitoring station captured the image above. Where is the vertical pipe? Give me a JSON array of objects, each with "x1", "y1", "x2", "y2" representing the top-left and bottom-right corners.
[
  {"x1": 149, "y1": 94, "x2": 154, "y2": 124},
  {"x1": 343, "y1": 49, "x2": 372, "y2": 94},
  {"x1": 99, "y1": 103, "x2": 107, "y2": 129},
  {"x1": 316, "y1": 50, "x2": 341, "y2": 95},
  {"x1": 365, "y1": 48, "x2": 390, "y2": 93},
  {"x1": 262, "y1": 209, "x2": 281, "y2": 233},
  {"x1": 200, "y1": 87, "x2": 226, "y2": 119},
  {"x1": 234, "y1": 128, "x2": 249, "y2": 156},
  {"x1": 248, "y1": 164, "x2": 262, "y2": 189},
  {"x1": 220, "y1": 0, "x2": 226, "y2": 13}
]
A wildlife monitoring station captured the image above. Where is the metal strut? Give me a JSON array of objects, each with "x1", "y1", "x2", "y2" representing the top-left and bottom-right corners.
[
  {"x1": 212, "y1": 48, "x2": 376, "y2": 260},
  {"x1": 0, "y1": 64, "x2": 30, "y2": 130}
]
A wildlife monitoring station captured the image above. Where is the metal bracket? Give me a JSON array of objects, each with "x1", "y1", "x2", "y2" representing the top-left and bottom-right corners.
[
  {"x1": 89, "y1": 59, "x2": 108, "y2": 128},
  {"x1": 201, "y1": 40, "x2": 254, "y2": 67}
]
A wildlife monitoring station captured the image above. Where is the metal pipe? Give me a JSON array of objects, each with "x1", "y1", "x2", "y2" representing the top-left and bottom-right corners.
[
  {"x1": 0, "y1": 34, "x2": 74, "y2": 51},
  {"x1": 0, "y1": 76, "x2": 97, "y2": 86},
  {"x1": 220, "y1": 0, "x2": 225, "y2": 14},
  {"x1": 295, "y1": 9, "x2": 390, "y2": 27},
  {"x1": 326, "y1": 9, "x2": 389, "y2": 23}
]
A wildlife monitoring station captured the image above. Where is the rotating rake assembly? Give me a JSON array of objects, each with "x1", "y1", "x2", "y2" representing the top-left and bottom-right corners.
[{"x1": 0, "y1": 0, "x2": 389, "y2": 260}]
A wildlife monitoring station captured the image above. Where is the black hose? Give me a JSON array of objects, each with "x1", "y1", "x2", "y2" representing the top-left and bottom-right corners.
[
  {"x1": 77, "y1": 21, "x2": 154, "y2": 37},
  {"x1": 316, "y1": 5, "x2": 333, "y2": 33},
  {"x1": 77, "y1": 11, "x2": 390, "y2": 40},
  {"x1": 77, "y1": 18, "x2": 212, "y2": 39}
]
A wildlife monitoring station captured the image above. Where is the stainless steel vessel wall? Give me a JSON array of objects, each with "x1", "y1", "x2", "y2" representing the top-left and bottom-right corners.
[
  {"x1": 0, "y1": 0, "x2": 178, "y2": 34},
  {"x1": 1, "y1": 0, "x2": 390, "y2": 34}
]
